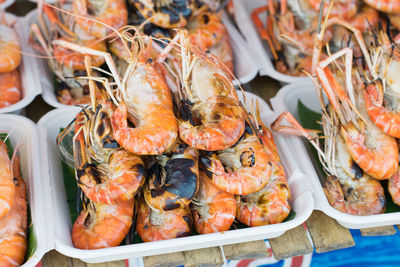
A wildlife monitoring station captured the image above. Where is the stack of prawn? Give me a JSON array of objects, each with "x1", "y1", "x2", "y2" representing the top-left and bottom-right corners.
[
  {"x1": 0, "y1": 14, "x2": 22, "y2": 109},
  {"x1": 128, "y1": 0, "x2": 234, "y2": 72},
  {"x1": 56, "y1": 26, "x2": 291, "y2": 249},
  {"x1": 251, "y1": 0, "x2": 400, "y2": 77},
  {"x1": 0, "y1": 138, "x2": 28, "y2": 266},
  {"x1": 272, "y1": 5, "x2": 400, "y2": 216},
  {"x1": 30, "y1": 0, "x2": 233, "y2": 106}
]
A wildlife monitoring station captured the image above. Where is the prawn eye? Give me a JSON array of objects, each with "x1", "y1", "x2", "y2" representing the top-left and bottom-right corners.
[
  {"x1": 240, "y1": 148, "x2": 255, "y2": 167},
  {"x1": 13, "y1": 177, "x2": 18, "y2": 185}
]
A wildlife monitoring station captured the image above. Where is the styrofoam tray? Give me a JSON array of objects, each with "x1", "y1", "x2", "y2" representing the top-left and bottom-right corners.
[
  {"x1": 0, "y1": 114, "x2": 51, "y2": 266},
  {"x1": 233, "y1": 0, "x2": 310, "y2": 84},
  {"x1": 25, "y1": 9, "x2": 257, "y2": 109},
  {"x1": 0, "y1": 0, "x2": 15, "y2": 9},
  {"x1": 271, "y1": 80, "x2": 400, "y2": 229},
  {"x1": 37, "y1": 91, "x2": 313, "y2": 263},
  {"x1": 0, "y1": 13, "x2": 40, "y2": 114}
]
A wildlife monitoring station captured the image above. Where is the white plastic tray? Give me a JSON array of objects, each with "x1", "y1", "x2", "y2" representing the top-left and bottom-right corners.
[
  {"x1": 233, "y1": 0, "x2": 310, "y2": 84},
  {"x1": 0, "y1": 114, "x2": 50, "y2": 267},
  {"x1": 0, "y1": 0, "x2": 15, "y2": 10},
  {"x1": 37, "y1": 91, "x2": 313, "y2": 263},
  {"x1": 0, "y1": 13, "x2": 40, "y2": 114},
  {"x1": 25, "y1": 9, "x2": 258, "y2": 109},
  {"x1": 271, "y1": 80, "x2": 400, "y2": 229}
]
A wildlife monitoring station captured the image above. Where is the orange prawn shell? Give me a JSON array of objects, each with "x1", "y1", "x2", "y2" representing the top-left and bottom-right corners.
[
  {"x1": 136, "y1": 196, "x2": 192, "y2": 242},
  {"x1": 72, "y1": 0, "x2": 128, "y2": 38},
  {"x1": 111, "y1": 59, "x2": 178, "y2": 155},
  {"x1": 364, "y1": 0, "x2": 400, "y2": 13},
  {"x1": 341, "y1": 124, "x2": 398, "y2": 180},
  {"x1": 0, "y1": 70, "x2": 21, "y2": 109},
  {"x1": 0, "y1": 24, "x2": 21, "y2": 73},
  {"x1": 236, "y1": 162, "x2": 291, "y2": 226},
  {"x1": 0, "y1": 156, "x2": 28, "y2": 266},
  {"x1": 72, "y1": 199, "x2": 134, "y2": 249},
  {"x1": 178, "y1": 55, "x2": 245, "y2": 151},
  {"x1": 192, "y1": 172, "x2": 236, "y2": 234},
  {"x1": 188, "y1": 10, "x2": 225, "y2": 48}
]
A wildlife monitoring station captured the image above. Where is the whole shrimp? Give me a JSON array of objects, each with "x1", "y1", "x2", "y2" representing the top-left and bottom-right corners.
[
  {"x1": 0, "y1": 18, "x2": 21, "y2": 73},
  {"x1": 110, "y1": 44, "x2": 178, "y2": 155},
  {"x1": 72, "y1": 0, "x2": 128, "y2": 38},
  {"x1": 0, "y1": 155, "x2": 28, "y2": 266},
  {"x1": 51, "y1": 33, "x2": 179, "y2": 155},
  {"x1": 72, "y1": 198, "x2": 134, "y2": 249},
  {"x1": 144, "y1": 141, "x2": 199, "y2": 211},
  {"x1": 136, "y1": 193, "x2": 192, "y2": 242},
  {"x1": 191, "y1": 171, "x2": 236, "y2": 234},
  {"x1": 236, "y1": 105, "x2": 291, "y2": 226},
  {"x1": 200, "y1": 122, "x2": 272, "y2": 195},
  {"x1": 0, "y1": 70, "x2": 21, "y2": 108},
  {"x1": 173, "y1": 32, "x2": 245, "y2": 151},
  {"x1": 65, "y1": 101, "x2": 145, "y2": 204},
  {"x1": 132, "y1": 0, "x2": 195, "y2": 29},
  {"x1": 0, "y1": 139, "x2": 15, "y2": 220},
  {"x1": 272, "y1": 109, "x2": 386, "y2": 215}
]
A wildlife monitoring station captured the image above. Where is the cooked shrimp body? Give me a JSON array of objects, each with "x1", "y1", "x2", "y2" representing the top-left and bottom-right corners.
[
  {"x1": 73, "y1": 0, "x2": 128, "y2": 38},
  {"x1": 201, "y1": 124, "x2": 272, "y2": 195},
  {"x1": 364, "y1": 0, "x2": 400, "y2": 13},
  {"x1": 111, "y1": 58, "x2": 178, "y2": 155},
  {"x1": 191, "y1": 172, "x2": 236, "y2": 234},
  {"x1": 0, "y1": 24, "x2": 21, "y2": 73},
  {"x1": 72, "y1": 199, "x2": 134, "y2": 249},
  {"x1": 177, "y1": 45, "x2": 245, "y2": 151},
  {"x1": 78, "y1": 149, "x2": 146, "y2": 204},
  {"x1": 144, "y1": 142, "x2": 199, "y2": 211},
  {"x1": 0, "y1": 156, "x2": 28, "y2": 266},
  {"x1": 132, "y1": 0, "x2": 194, "y2": 29},
  {"x1": 187, "y1": 9, "x2": 225, "y2": 48},
  {"x1": 323, "y1": 134, "x2": 385, "y2": 215},
  {"x1": 0, "y1": 140, "x2": 14, "y2": 219},
  {"x1": 0, "y1": 70, "x2": 21, "y2": 108},
  {"x1": 136, "y1": 195, "x2": 192, "y2": 242},
  {"x1": 73, "y1": 105, "x2": 145, "y2": 204},
  {"x1": 236, "y1": 160, "x2": 290, "y2": 226}
]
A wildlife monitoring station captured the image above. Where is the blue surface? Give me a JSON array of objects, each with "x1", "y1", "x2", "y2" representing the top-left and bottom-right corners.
[{"x1": 310, "y1": 229, "x2": 400, "y2": 267}]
